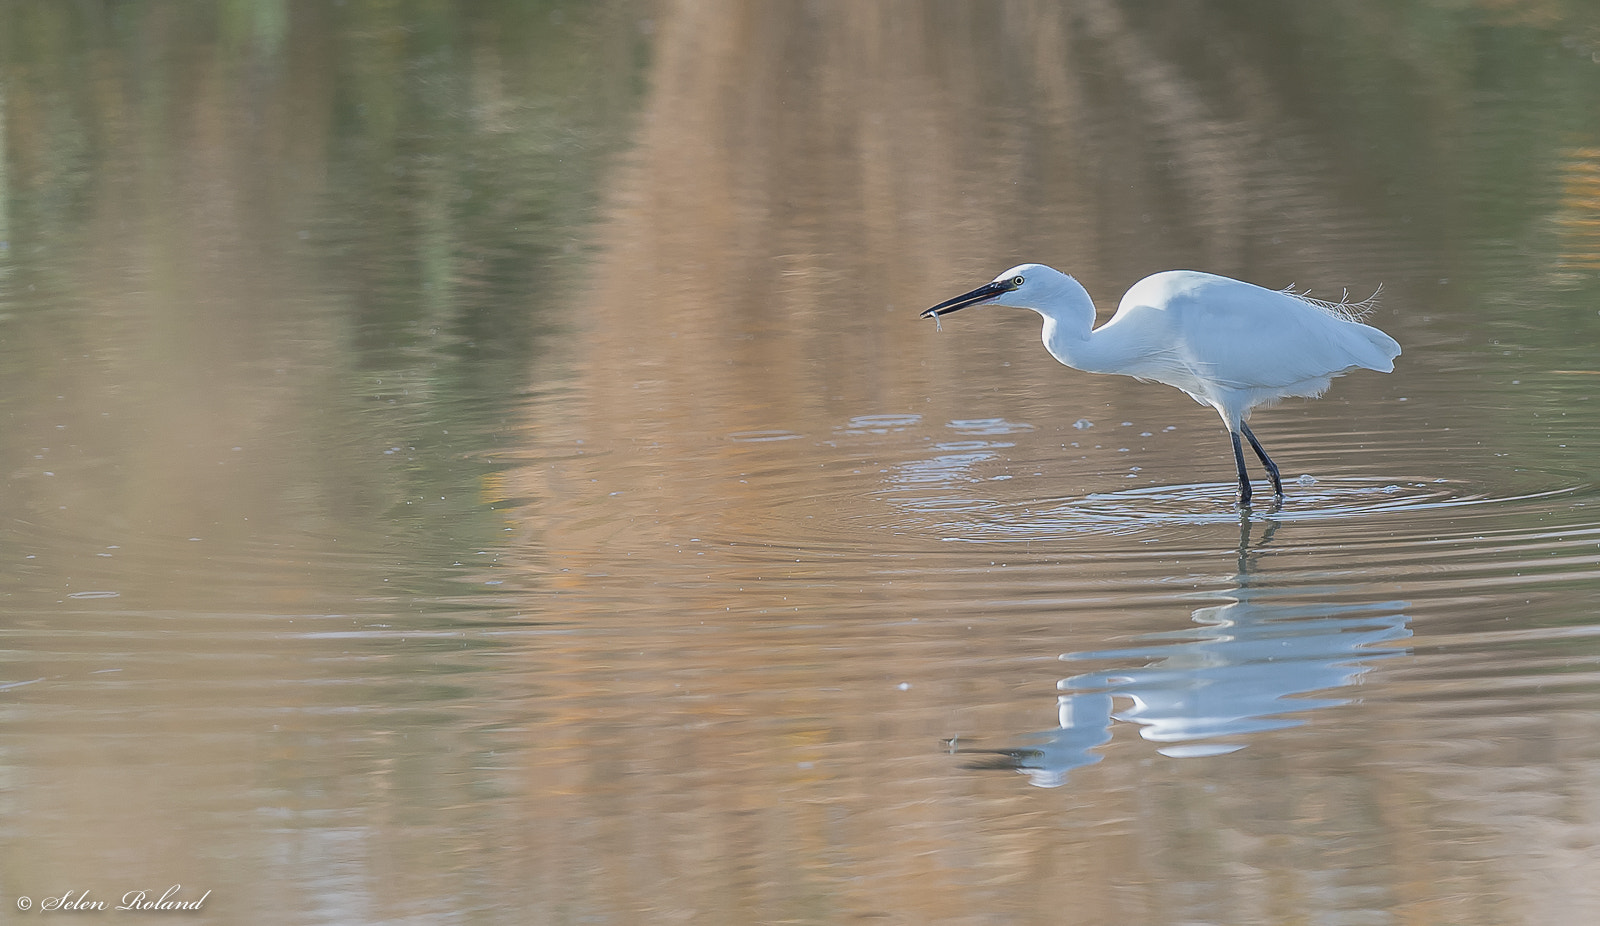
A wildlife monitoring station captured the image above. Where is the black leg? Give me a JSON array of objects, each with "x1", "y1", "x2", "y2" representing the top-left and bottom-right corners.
[
  {"x1": 1241, "y1": 423, "x2": 1283, "y2": 497},
  {"x1": 1230, "y1": 430, "x2": 1252, "y2": 505}
]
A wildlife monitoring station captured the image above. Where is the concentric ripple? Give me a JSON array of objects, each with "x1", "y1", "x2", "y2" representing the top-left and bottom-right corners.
[{"x1": 902, "y1": 477, "x2": 1593, "y2": 541}]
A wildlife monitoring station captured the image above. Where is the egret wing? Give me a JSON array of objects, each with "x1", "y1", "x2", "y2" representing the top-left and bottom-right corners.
[{"x1": 1129, "y1": 274, "x2": 1396, "y2": 392}]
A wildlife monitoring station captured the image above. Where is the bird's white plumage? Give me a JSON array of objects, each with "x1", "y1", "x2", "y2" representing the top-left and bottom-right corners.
[
  {"x1": 920, "y1": 262, "x2": 1402, "y2": 503},
  {"x1": 988, "y1": 264, "x2": 1399, "y2": 431}
]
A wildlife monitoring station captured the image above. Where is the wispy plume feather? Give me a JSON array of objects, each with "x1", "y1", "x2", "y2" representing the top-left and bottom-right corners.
[{"x1": 1279, "y1": 283, "x2": 1384, "y2": 322}]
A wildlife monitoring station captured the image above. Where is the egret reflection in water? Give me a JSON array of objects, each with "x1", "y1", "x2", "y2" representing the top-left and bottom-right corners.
[{"x1": 971, "y1": 518, "x2": 1412, "y2": 788}]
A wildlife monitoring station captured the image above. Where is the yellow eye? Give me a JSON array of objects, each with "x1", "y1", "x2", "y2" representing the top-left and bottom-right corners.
[{"x1": 1011, "y1": 276, "x2": 1025, "y2": 287}]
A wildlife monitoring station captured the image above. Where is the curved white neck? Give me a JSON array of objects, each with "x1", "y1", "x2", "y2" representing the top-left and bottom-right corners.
[{"x1": 1029, "y1": 279, "x2": 1142, "y2": 375}]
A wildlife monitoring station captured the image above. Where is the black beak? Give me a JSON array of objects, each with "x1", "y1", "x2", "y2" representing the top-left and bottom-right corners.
[{"x1": 920, "y1": 280, "x2": 1012, "y2": 319}]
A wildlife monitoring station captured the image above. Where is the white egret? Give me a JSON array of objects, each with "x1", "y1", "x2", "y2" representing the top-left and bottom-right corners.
[{"x1": 921, "y1": 264, "x2": 1401, "y2": 505}]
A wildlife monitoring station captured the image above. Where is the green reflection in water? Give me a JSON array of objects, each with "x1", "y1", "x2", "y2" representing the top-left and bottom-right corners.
[{"x1": 0, "y1": 1, "x2": 650, "y2": 599}]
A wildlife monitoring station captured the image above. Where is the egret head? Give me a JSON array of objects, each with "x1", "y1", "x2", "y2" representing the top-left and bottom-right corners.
[{"x1": 919, "y1": 264, "x2": 1060, "y2": 318}]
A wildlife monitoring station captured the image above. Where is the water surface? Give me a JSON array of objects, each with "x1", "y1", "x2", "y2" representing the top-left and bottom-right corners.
[{"x1": 4, "y1": 2, "x2": 1600, "y2": 924}]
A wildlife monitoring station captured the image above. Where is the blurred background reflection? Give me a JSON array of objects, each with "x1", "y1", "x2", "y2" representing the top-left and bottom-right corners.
[{"x1": 3, "y1": 2, "x2": 1600, "y2": 924}]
